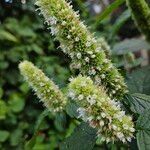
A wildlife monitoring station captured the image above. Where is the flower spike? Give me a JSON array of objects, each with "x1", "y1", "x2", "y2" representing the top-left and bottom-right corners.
[
  {"x1": 19, "y1": 60, "x2": 67, "y2": 113},
  {"x1": 35, "y1": 0, "x2": 127, "y2": 99},
  {"x1": 68, "y1": 76, "x2": 134, "y2": 143}
]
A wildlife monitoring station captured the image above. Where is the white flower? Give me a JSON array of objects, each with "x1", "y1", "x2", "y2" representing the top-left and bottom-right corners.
[
  {"x1": 99, "y1": 120, "x2": 104, "y2": 127},
  {"x1": 130, "y1": 127, "x2": 135, "y2": 132},
  {"x1": 104, "y1": 59, "x2": 109, "y2": 63},
  {"x1": 62, "y1": 21, "x2": 66, "y2": 25},
  {"x1": 112, "y1": 125, "x2": 117, "y2": 130},
  {"x1": 91, "y1": 54, "x2": 96, "y2": 58},
  {"x1": 95, "y1": 76, "x2": 101, "y2": 84},
  {"x1": 116, "y1": 132, "x2": 124, "y2": 139},
  {"x1": 112, "y1": 90, "x2": 116, "y2": 94},
  {"x1": 87, "y1": 95, "x2": 96, "y2": 105},
  {"x1": 70, "y1": 53, "x2": 74, "y2": 59},
  {"x1": 85, "y1": 57, "x2": 90, "y2": 62},
  {"x1": 71, "y1": 26, "x2": 76, "y2": 31},
  {"x1": 123, "y1": 124, "x2": 129, "y2": 130},
  {"x1": 87, "y1": 51, "x2": 93, "y2": 55},
  {"x1": 50, "y1": 27, "x2": 58, "y2": 35},
  {"x1": 76, "y1": 53, "x2": 82, "y2": 59},
  {"x1": 70, "y1": 63, "x2": 81, "y2": 69},
  {"x1": 86, "y1": 41, "x2": 92, "y2": 47},
  {"x1": 106, "y1": 138, "x2": 111, "y2": 143},
  {"x1": 75, "y1": 37, "x2": 80, "y2": 41},
  {"x1": 68, "y1": 91, "x2": 75, "y2": 99},
  {"x1": 67, "y1": 35, "x2": 71, "y2": 39},
  {"x1": 40, "y1": 82, "x2": 45, "y2": 87},
  {"x1": 87, "y1": 116, "x2": 94, "y2": 121},
  {"x1": 95, "y1": 47, "x2": 102, "y2": 52},
  {"x1": 101, "y1": 112, "x2": 106, "y2": 118},
  {"x1": 101, "y1": 74, "x2": 105, "y2": 79},
  {"x1": 78, "y1": 94, "x2": 84, "y2": 100},
  {"x1": 48, "y1": 16, "x2": 57, "y2": 25},
  {"x1": 127, "y1": 137, "x2": 131, "y2": 142},
  {"x1": 77, "y1": 107, "x2": 86, "y2": 118},
  {"x1": 88, "y1": 68, "x2": 96, "y2": 75}
]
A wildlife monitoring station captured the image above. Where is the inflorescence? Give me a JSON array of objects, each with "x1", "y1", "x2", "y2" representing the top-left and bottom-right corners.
[
  {"x1": 19, "y1": 61, "x2": 67, "y2": 113},
  {"x1": 18, "y1": 0, "x2": 135, "y2": 144},
  {"x1": 35, "y1": 0, "x2": 127, "y2": 99},
  {"x1": 68, "y1": 76, "x2": 134, "y2": 143}
]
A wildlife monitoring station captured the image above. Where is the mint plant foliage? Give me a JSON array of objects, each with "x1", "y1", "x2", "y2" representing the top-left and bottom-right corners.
[{"x1": 15, "y1": 0, "x2": 150, "y2": 149}]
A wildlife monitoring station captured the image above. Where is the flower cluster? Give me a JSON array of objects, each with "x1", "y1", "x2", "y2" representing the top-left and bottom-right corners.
[
  {"x1": 68, "y1": 76, "x2": 134, "y2": 143},
  {"x1": 35, "y1": 0, "x2": 127, "y2": 99},
  {"x1": 19, "y1": 61, "x2": 66, "y2": 112}
]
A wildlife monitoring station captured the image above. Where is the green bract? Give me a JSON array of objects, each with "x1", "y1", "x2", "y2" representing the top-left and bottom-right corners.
[
  {"x1": 35, "y1": 0, "x2": 127, "y2": 99},
  {"x1": 68, "y1": 76, "x2": 135, "y2": 143},
  {"x1": 19, "y1": 61, "x2": 67, "y2": 113}
]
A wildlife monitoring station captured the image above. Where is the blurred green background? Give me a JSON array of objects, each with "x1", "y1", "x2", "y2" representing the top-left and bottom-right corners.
[{"x1": 0, "y1": 0, "x2": 149, "y2": 149}]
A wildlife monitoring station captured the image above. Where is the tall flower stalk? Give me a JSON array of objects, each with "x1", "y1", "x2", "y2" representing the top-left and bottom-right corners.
[
  {"x1": 19, "y1": 61, "x2": 67, "y2": 113},
  {"x1": 35, "y1": 0, "x2": 127, "y2": 99},
  {"x1": 68, "y1": 76, "x2": 134, "y2": 143},
  {"x1": 126, "y1": 0, "x2": 150, "y2": 42}
]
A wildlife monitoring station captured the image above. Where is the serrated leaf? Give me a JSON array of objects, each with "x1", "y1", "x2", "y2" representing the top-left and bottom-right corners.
[
  {"x1": 66, "y1": 101, "x2": 79, "y2": 118},
  {"x1": 54, "y1": 112, "x2": 66, "y2": 132},
  {"x1": 125, "y1": 93, "x2": 150, "y2": 114},
  {"x1": 136, "y1": 109, "x2": 150, "y2": 150},
  {"x1": 126, "y1": 66, "x2": 150, "y2": 95},
  {"x1": 112, "y1": 38, "x2": 150, "y2": 55},
  {"x1": 60, "y1": 122, "x2": 97, "y2": 150}
]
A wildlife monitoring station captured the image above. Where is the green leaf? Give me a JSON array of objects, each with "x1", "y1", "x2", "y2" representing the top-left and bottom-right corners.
[
  {"x1": 111, "y1": 10, "x2": 131, "y2": 37},
  {"x1": 25, "y1": 109, "x2": 49, "y2": 150},
  {"x1": 95, "y1": 0, "x2": 125, "y2": 23},
  {"x1": 136, "y1": 109, "x2": 150, "y2": 150},
  {"x1": 0, "y1": 88, "x2": 3, "y2": 99},
  {"x1": 126, "y1": 66, "x2": 150, "y2": 95},
  {"x1": 0, "y1": 61, "x2": 9, "y2": 70},
  {"x1": 0, "y1": 100, "x2": 8, "y2": 120},
  {"x1": 54, "y1": 112, "x2": 67, "y2": 132},
  {"x1": 0, "y1": 130, "x2": 9, "y2": 142},
  {"x1": 66, "y1": 101, "x2": 79, "y2": 118},
  {"x1": 19, "y1": 83, "x2": 29, "y2": 94},
  {"x1": 0, "y1": 30, "x2": 18, "y2": 43},
  {"x1": 10, "y1": 129, "x2": 23, "y2": 146},
  {"x1": 125, "y1": 93, "x2": 150, "y2": 114},
  {"x1": 60, "y1": 122, "x2": 97, "y2": 150},
  {"x1": 112, "y1": 38, "x2": 150, "y2": 55},
  {"x1": 8, "y1": 93, "x2": 25, "y2": 113}
]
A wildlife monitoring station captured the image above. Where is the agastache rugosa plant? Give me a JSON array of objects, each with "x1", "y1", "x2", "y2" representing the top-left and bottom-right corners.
[
  {"x1": 19, "y1": 61, "x2": 135, "y2": 143},
  {"x1": 35, "y1": 0, "x2": 127, "y2": 99},
  {"x1": 18, "y1": 0, "x2": 136, "y2": 144}
]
